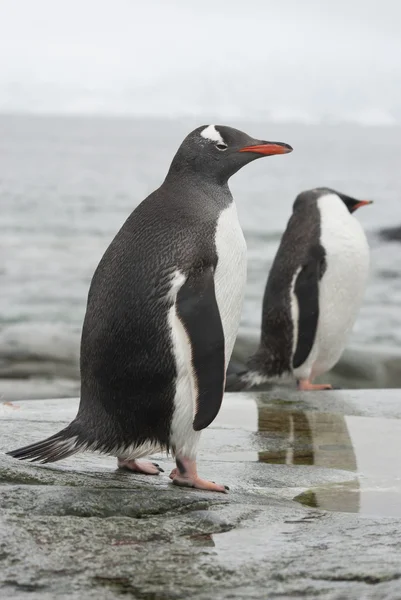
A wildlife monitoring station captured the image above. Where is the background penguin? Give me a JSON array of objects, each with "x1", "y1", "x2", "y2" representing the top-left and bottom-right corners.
[
  {"x1": 233, "y1": 187, "x2": 372, "y2": 392},
  {"x1": 7, "y1": 124, "x2": 292, "y2": 492}
]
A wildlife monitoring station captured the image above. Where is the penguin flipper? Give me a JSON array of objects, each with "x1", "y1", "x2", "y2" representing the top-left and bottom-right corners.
[
  {"x1": 292, "y1": 244, "x2": 326, "y2": 369},
  {"x1": 176, "y1": 266, "x2": 225, "y2": 431}
]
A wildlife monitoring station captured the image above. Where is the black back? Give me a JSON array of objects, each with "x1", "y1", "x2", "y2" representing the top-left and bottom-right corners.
[
  {"x1": 76, "y1": 173, "x2": 231, "y2": 453},
  {"x1": 248, "y1": 189, "x2": 326, "y2": 376}
]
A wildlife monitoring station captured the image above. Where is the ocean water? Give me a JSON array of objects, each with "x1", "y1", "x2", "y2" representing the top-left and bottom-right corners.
[{"x1": 1, "y1": 114, "x2": 401, "y2": 384}]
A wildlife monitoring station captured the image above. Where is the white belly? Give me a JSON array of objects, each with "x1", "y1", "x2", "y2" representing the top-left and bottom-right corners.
[
  {"x1": 214, "y1": 201, "x2": 248, "y2": 367},
  {"x1": 294, "y1": 196, "x2": 370, "y2": 380},
  {"x1": 168, "y1": 201, "x2": 247, "y2": 457}
]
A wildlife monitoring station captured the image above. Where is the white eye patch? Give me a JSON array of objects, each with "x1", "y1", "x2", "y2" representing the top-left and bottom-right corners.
[{"x1": 200, "y1": 125, "x2": 226, "y2": 145}]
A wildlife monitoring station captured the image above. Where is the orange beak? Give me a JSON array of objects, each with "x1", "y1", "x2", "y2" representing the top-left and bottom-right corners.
[
  {"x1": 239, "y1": 142, "x2": 293, "y2": 156},
  {"x1": 353, "y1": 200, "x2": 373, "y2": 211}
]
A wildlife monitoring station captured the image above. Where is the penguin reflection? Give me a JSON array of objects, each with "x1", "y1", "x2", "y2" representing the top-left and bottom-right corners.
[{"x1": 256, "y1": 401, "x2": 360, "y2": 513}]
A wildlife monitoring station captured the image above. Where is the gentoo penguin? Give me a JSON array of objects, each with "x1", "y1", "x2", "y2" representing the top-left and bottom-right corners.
[
  {"x1": 237, "y1": 187, "x2": 372, "y2": 391},
  {"x1": 7, "y1": 125, "x2": 292, "y2": 492}
]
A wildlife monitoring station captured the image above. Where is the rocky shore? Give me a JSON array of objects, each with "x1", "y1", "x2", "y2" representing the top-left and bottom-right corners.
[{"x1": 1, "y1": 389, "x2": 401, "y2": 598}]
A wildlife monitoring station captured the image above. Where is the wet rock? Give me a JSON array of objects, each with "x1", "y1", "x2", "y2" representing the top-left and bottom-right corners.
[
  {"x1": 379, "y1": 225, "x2": 401, "y2": 242},
  {"x1": 0, "y1": 323, "x2": 80, "y2": 401},
  {"x1": 1, "y1": 392, "x2": 401, "y2": 598},
  {"x1": 2, "y1": 328, "x2": 401, "y2": 402},
  {"x1": 0, "y1": 377, "x2": 80, "y2": 401}
]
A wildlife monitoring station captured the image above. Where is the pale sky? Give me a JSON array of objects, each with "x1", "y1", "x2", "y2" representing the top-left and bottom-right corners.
[{"x1": 0, "y1": 0, "x2": 400, "y2": 123}]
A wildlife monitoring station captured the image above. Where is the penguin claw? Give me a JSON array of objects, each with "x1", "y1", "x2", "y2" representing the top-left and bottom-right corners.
[{"x1": 212, "y1": 482, "x2": 230, "y2": 490}]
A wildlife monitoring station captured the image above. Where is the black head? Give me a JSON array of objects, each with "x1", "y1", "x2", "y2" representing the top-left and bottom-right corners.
[
  {"x1": 166, "y1": 125, "x2": 293, "y2": 184},
  {"x1": 294, "y1": 187, "x2": 373, "y2": 214}
]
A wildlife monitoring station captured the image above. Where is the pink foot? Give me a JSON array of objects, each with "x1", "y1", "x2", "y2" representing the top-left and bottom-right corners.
[
  {"x1": 117, "y1": 458, "x2": 163, "y2": 475},
  {"x1": 169, "y1": 467, "x2": 178, "y2": 480},
  {"x1": 298, "y1": 380, "x2": 333, "y2": 391},
  {"x1": 170, "y1": 456, "x2": 228, "y2": 494}
]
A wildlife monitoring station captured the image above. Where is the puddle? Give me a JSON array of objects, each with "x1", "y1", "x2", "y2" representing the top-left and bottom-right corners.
[
  {"x1": 213, "y1": 396, "x2": 401, "y2": 517},
  {"x1": 212, "y1": 398, "x2": 358, "y2": 470},
  {"x1": 294, "y1": 480, "x2": 401, "y2": 517},
  {"x1": 294, "y1": 415, "x2": 401, "y2": 517}
]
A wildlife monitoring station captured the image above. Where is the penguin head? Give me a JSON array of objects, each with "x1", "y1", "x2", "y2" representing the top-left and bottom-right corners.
[
  {"x1": 311, "y1": 188, "x2": 373, "y2": 214},
  {"x1": 167, "y1": 125, "x2": 292, "y2": 183},
  {"x1": 337, "y1": 191, "x2": 373, "y2": 213}
]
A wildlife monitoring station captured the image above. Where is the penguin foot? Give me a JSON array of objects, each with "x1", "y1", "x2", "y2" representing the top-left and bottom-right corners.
[
  {"x1": 298, "y1": 380, "x2": 333, "y2": 391},
  {"x1": 172, "y1": 474, "x2": 229, "y2": 493},
  {"x1": 169, "y1": 467, "x2": 178, "y2": 479},
  {"x1": 117, "y1": 458, "x2": 163, "y2": 475},
  {"x1": 170, "y1": 457, "x2": 228, "y2": 493}
]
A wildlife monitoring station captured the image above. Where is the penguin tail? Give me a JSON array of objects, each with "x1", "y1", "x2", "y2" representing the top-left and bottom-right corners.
[
  {"x1": 225, "y1": 369, "x2": 273, "y2": 392},
  {"x1": 225, "y1": 371, "x2": 253, "y2": 391},
  {"x1": 6, "y1": 422, "x2": 85, "y2": 464},
  {"x1": 225, "y1": 359, "x2": 252, "y2": 391},
  {"x1": 225, "y1": 348, "x2": 290, "y2": 391}
]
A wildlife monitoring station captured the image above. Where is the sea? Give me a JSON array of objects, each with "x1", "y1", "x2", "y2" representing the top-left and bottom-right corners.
[{"x1": 1, "y1": 114, "x2": 401, "y2": 397}]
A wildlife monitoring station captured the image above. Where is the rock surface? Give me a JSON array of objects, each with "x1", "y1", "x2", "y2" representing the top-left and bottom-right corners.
[{"x1": 1, "y1": 390, "x2": 401, "y2": 599}]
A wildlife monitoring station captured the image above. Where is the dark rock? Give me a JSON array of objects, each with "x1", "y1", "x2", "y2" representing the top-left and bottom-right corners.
[{"x1": 379, "y1": 225, "x2": 401, "y2": 242}]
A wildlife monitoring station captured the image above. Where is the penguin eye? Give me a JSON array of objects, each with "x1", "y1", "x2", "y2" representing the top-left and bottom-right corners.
[{"x1": 215, "y1": 143, "x2": 228, "y2": 151}]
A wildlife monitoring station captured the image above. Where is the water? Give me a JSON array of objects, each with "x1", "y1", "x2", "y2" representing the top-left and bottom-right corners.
[
  {"x1": 210, "y1": 392, "x2": 401, "y2": 518},
  {"x1": 1, "y1": 114, "x2": 401, "y2": 382}
]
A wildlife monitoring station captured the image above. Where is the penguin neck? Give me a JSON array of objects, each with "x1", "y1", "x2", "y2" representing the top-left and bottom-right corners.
[
  {"x1": 165, "y1": 153, "x2": 231, "y2": 186},
  {"x1": 164, "y1": 163, "x2": 232, "y2": 207}
]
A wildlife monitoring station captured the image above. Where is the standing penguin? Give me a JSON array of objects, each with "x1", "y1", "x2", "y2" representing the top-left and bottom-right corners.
[
  {"x1": 7, "y1": 125, "x2": 292, "y2": 492},
  {"x1": 235, "y1": 187, "x2": 372, "y2": 391}
]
